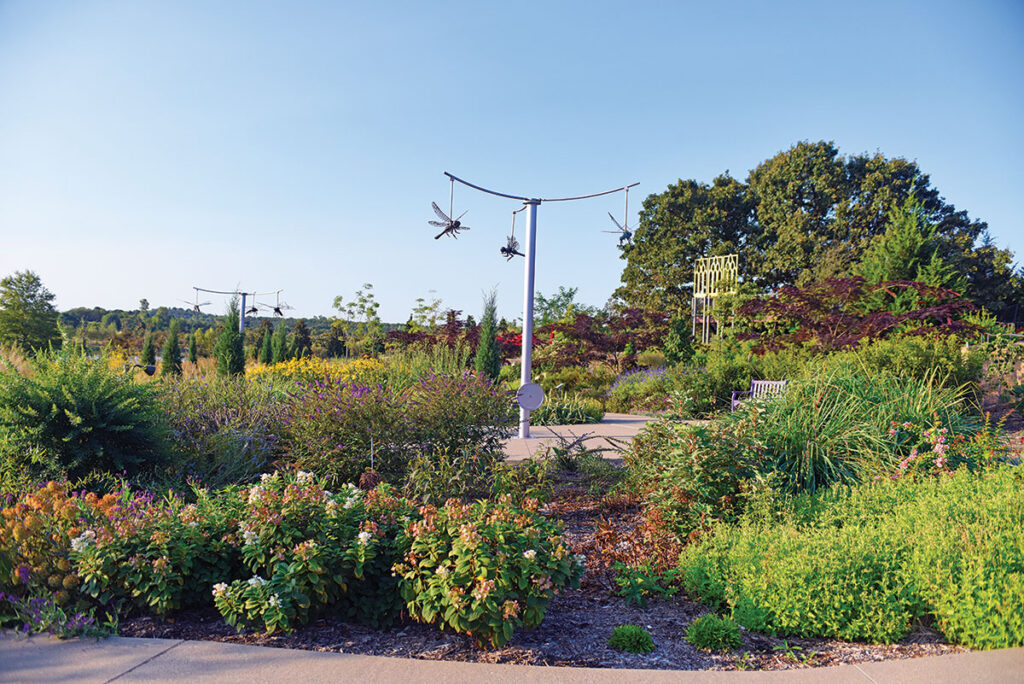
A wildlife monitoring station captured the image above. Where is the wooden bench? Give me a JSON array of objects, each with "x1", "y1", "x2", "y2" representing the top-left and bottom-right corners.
[{"x1": 731, "y1": 380, "x2": 788, "y2": 412}]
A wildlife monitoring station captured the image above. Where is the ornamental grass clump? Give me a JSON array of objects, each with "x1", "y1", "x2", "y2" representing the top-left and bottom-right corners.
[
  {"x1": 394, "y1": 495, "x2": 584, "y2": 647},
  {"x1": 685, "y1": 614, "x2": 742, "y2": 651},
  {"x1": 607, "y1": 624, "x2": 655, "y2": 653}
]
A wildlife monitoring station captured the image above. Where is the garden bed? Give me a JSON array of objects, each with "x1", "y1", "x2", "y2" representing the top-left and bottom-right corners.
[{"x1": 117, "y1": 490, "x2": 965, "y2": 671}]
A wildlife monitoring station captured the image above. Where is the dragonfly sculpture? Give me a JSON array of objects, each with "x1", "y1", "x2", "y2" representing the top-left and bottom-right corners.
[
  {"x1": 500, "y1": 234, "x2": 525, "y2": 261},
  {"x1": 179, "y1": 292, "x2": 212, "y2": 313},
  {"x1": 603, "y1": 212, "x2": 633, "y2": 245},
  {"x1": 258, "y1": 291, "x2": 294, "y2": 317},
  {"x1": 429, "y1": 202, "x2": 470, "y2": 239}
]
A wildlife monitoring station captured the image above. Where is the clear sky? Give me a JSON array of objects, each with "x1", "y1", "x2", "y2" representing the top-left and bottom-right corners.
[{"x1": 1, "y1": 0, "x2": 1021, "y2": 322}]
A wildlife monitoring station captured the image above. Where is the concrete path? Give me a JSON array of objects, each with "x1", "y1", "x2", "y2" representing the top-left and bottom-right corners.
[
  {"x1": 503, "y1": 412, "x2": 656, "y2": 462},
  {"x1": 2, "y1": 635, "x2": 1022, "y2": 683}
]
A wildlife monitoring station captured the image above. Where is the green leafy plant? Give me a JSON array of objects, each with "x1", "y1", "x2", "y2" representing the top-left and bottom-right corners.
[
  {"x1": 685, "y1": 614, "x2": 742, "y2": 651},
  {"x1": 607, "y1": 624, "x2": 655, "y2": 653},
  {"x1": 394, "y1": 495, "x2": 584, "y2": 647},
  {"x1": 404, "y1": 449, "x2": 502, "y2": 505},
  {"x1": 612, "y1": 561, "x2": 679, "y2": 608},
  {"x1": 0, "y1": 346, "x2": 169, "y2": 483},
  {"x1": 530, "y1": 393, "x2": 604, "y2": 426}
]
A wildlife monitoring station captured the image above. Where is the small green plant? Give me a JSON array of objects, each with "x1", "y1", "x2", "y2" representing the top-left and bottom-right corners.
[
  {"x1": 613, "y1": 561, "x2": 679, "y2": 608},
  {"x1": 686, "y1": 614, "x2": 742, "y2": 651},
  {"x1": 607, "y1": 624, "x2": 655, "y2": 653},
  {"x1": 0, "y1": 591, "x2": 114, "y2": 638}
]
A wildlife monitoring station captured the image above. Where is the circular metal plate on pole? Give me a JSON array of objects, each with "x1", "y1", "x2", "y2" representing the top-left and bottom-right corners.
[{"x1": 516, "y1": 382, "x2": 545, "y2": 411}]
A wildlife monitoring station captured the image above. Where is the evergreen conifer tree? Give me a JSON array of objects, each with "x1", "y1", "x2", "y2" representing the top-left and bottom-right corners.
[
  {"x1": 140, "y1": 332, "x2": 156, "y2": 366},
  {"x1": 260, "y1": 327, "x2": 273, "y2": 364},
  {"x1": 663, "y1": 315, "x2": 694, "y2": 366},
  {"x1": 215, "y1": 302, "x2": 245, "y2": 376},
  {"x1": 161, "y1": 320, "x2": 182, "y2": 376},
  {"x1": 474, "y1": 290, "x2": 502, "y2": 380},
  {"x1": 292, "y1": 319, "x2": 312, "y2": 358},
  {"x1": 188, "y1": 332, "x2": 198, "y2": 364},
  {"x1": 271, "y1": 323, "x2": 289, "y2": 364}
]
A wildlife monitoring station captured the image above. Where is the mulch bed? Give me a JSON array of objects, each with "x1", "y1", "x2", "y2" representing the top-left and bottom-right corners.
[{"x1": 118, "y1": 483, "x2": 966, "y2": 671}]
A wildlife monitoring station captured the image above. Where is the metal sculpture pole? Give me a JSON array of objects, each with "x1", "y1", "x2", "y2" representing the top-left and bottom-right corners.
[
  {"x1": 519, "y1": 200, "x2": 539, "y2": 437},
  {"x1": 438, "y1": 173, "x2": 638, "y2": 439},
  {"x1": 193, "y1": 287, "x2": 281, "y2": 333}
]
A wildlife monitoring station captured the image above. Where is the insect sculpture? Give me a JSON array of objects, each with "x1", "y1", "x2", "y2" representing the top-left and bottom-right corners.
[
  {"x1": 179, "y1": 291, "x2": 212, "y2": 313},
  {"x1": 258, "y1": 291, "x2": 294, "y2": 317},
  {"x1": 500, "y1": 234, "x2": 524, "y2": 261},
  {"x1": 603, "y1": 212, "x2": 632, "y2": 245},
  {"x1": 500, "y1": 206, "x2": 526, "y2": 261},
  {"x1": 429, "y1": 202, "x2": 470, "y2": 239}
]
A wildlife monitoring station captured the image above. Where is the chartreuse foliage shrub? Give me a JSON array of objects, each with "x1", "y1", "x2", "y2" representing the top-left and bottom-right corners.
[
  {"x1": 0, "y1": 345, "x2": 169, "y2": 486},
  {"x1": 678, "y1": 467, "x2": 1024, "y2": 649},
  {"x1": 607, "y1": 624, "x2": 655, "y2": 653},
  {"x1": 2, "y1": 475, "x2": 582, "y2": 643},
  {"x1": 685, "y1": 614, "x2": 742, "y2": 651},
  {"x1": 394, "y1": 495, "x2": 585, "y2": 647}
]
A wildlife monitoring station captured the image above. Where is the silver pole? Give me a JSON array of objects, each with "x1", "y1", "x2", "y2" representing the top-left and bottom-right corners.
[
  {"x1": 519, "y1": 199, "x2": 539, "y2": 439},
  {"x1": 239, "y1": 292, "x2": 246, "y2": 334}
]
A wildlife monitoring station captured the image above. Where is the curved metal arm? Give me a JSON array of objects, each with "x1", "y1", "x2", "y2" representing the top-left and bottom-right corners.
[{"x1": 444, "y1": 172, "x2": 638, "y2": 204}]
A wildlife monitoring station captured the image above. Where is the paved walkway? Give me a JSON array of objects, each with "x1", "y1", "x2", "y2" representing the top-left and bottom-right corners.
[
  {"x1": 502, "y1": 412, "x2": 656, "y2": 461},
  {"x1": 1, "y1": 635, "x2": 1022, "y2": 683}
]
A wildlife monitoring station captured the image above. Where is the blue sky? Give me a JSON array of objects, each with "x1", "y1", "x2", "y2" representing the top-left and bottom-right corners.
[{"x1": 1, "y1": 1, "x2": 1021, "y2": 322}]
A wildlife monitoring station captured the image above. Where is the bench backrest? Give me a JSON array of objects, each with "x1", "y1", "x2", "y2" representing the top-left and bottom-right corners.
[{"x1": 750, "y1": 380, "x2": 788, "y2": 398}]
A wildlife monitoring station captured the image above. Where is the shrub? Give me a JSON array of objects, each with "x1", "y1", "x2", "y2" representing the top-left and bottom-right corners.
[
  {"x1": 606, "y1": 367, "x2": 670, "y2": 413},
  {"x1": 159, "y1": 377, "x2": 285, "y2": 489},
  {"x1": 607, "y1": 624, "x2": 655, "y2": 653},
  {"x1": 0, "y1": 346, "x2": 169, "y2": 484},
  {"x1": 404, "y1": 371, "x2": 514, "y2": 458},
  {"x1": 281, "y1": 381, "x2": 409, "y2": 484},
  {"x1": 612, "y1": 561, "x2": 679, "y2": 608},
  {"x1": 395, "y1": 496, "x2": 584, "y2": 647},
  {"x1": 678, "y1": 467, "x2": 1024, "y2": 649},
  {"x1": 685, "y1": 614, "x2": 742, "y2": 651},
  {"x1": 404, "y1": 450, "x2": 503, "y2": 505}
]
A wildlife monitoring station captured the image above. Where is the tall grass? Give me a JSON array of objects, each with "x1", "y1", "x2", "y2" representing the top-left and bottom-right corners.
[
  {"x1": 383, "y1": 342, "x2": 472, "y2": 391},
  {"x1": 732, "y1": 363, "x2": 978, "y2": 493}
]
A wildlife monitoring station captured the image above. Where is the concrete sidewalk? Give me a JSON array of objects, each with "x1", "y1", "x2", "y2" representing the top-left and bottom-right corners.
[
  {"x1": 1, "y1": 635, "x2": 1022, "y2": 684},
  {"x1": 502, "y1": 412, "x2": 657, "y2": 462}
]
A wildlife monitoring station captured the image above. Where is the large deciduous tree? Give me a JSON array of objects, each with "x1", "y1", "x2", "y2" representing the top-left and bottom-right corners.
[
  {"x1": 0, "y1": 270, "x2": 62, "y2": 352},
  {"x1": 617, "y1": 141, "x2": 1021, "y2": 319}
]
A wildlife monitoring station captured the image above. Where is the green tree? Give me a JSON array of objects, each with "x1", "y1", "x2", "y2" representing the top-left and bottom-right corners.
[
  {"x1": 409, "y1": 291, "x2": 444, "y2": 332},
  {"x1": 292, "y1": 319, "x2": 312, "y2": 358},
  {"x1": 188, "y1": 332, "x2": 198, "y2": 364},
  {"x1": 140, "y1": 332, "x2": 156, "y2": 367},
  {"x1": 260, "y1": 327, "x2": 273, "y2": 364},
  {"x1": 215, "y1": 302, "x2": 245, "y2": 376},
  {"x1": 616, "y1": 174, "x2": 751, "y2": 314},
  {"x1": 333, "y1": 283, "x2": 383, "y2": 356},
  {"x1": 663, "y1": 315, "x2": 694, "y2": 365},
  {"x1": 251, "y1": 319, "x2": 274, "y2": 361},
  {"x1": 0, "y1": 270, "x2": 62, "y2": 352},
  {"x1": 271, "y1": 323, "x2": 289, "y2": 364},
  {"x1": 474, "y1": 290, "x2": 502, "y2": 380},
  {"x1": 161, "y1": 320, "x2": 183, "y2": 376},
  {"x1": 617, "y1": 141, "x2": 1020, "y2": 318}
]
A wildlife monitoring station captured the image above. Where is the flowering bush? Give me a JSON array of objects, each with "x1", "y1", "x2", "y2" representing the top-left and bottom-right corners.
[
  {"x1": 248, "y1": 357, "x2": 385, "y2": 387},
  {"x1": 394, "y1": 496, "x2": 584, "y2": 647},
  {"x1": 210, "y1": 472, "x2": 418, "y2": 632}
]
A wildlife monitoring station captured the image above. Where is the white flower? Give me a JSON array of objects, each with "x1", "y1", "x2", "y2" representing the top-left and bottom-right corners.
[
  {"x1": 296, "y1": 471, "x2": 314, "y2": 485},
  {"x1": 357, "y1": 531, "x2": 372, "y2": 546},
  {"x1": 325, "y1": 499, "x2": 338, "y2": 514},
  {"x1": 248, "y1": 485, "x2": 263, "y2": 504},
  {"x1": 523, "y1": 549, "x2": 537, "y2": 560},
  {"x1": 247, "y1": 575, "x2": 266, "y2": 587},
  {"x1": 436, "y1": 565, "x2": 450, "y2": 578},
  {"x1": 260, "y1": 473, "x2": 274, "y2": 484},
  {"x1": 211, "y1": 582, "x2": 228, "y2": 597},
  {"x1": 238, "y1": 522, "x2": 258, "y2": 546},
  {"x1": 343, "y1": 498, "x2": 354, "y2": 509},
  {"x1": 267, "y1": 593, "x2": 282, "y2": 608},
  {"x1": 70, "y1": 530, "x2": 96, "y2": 553}
]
